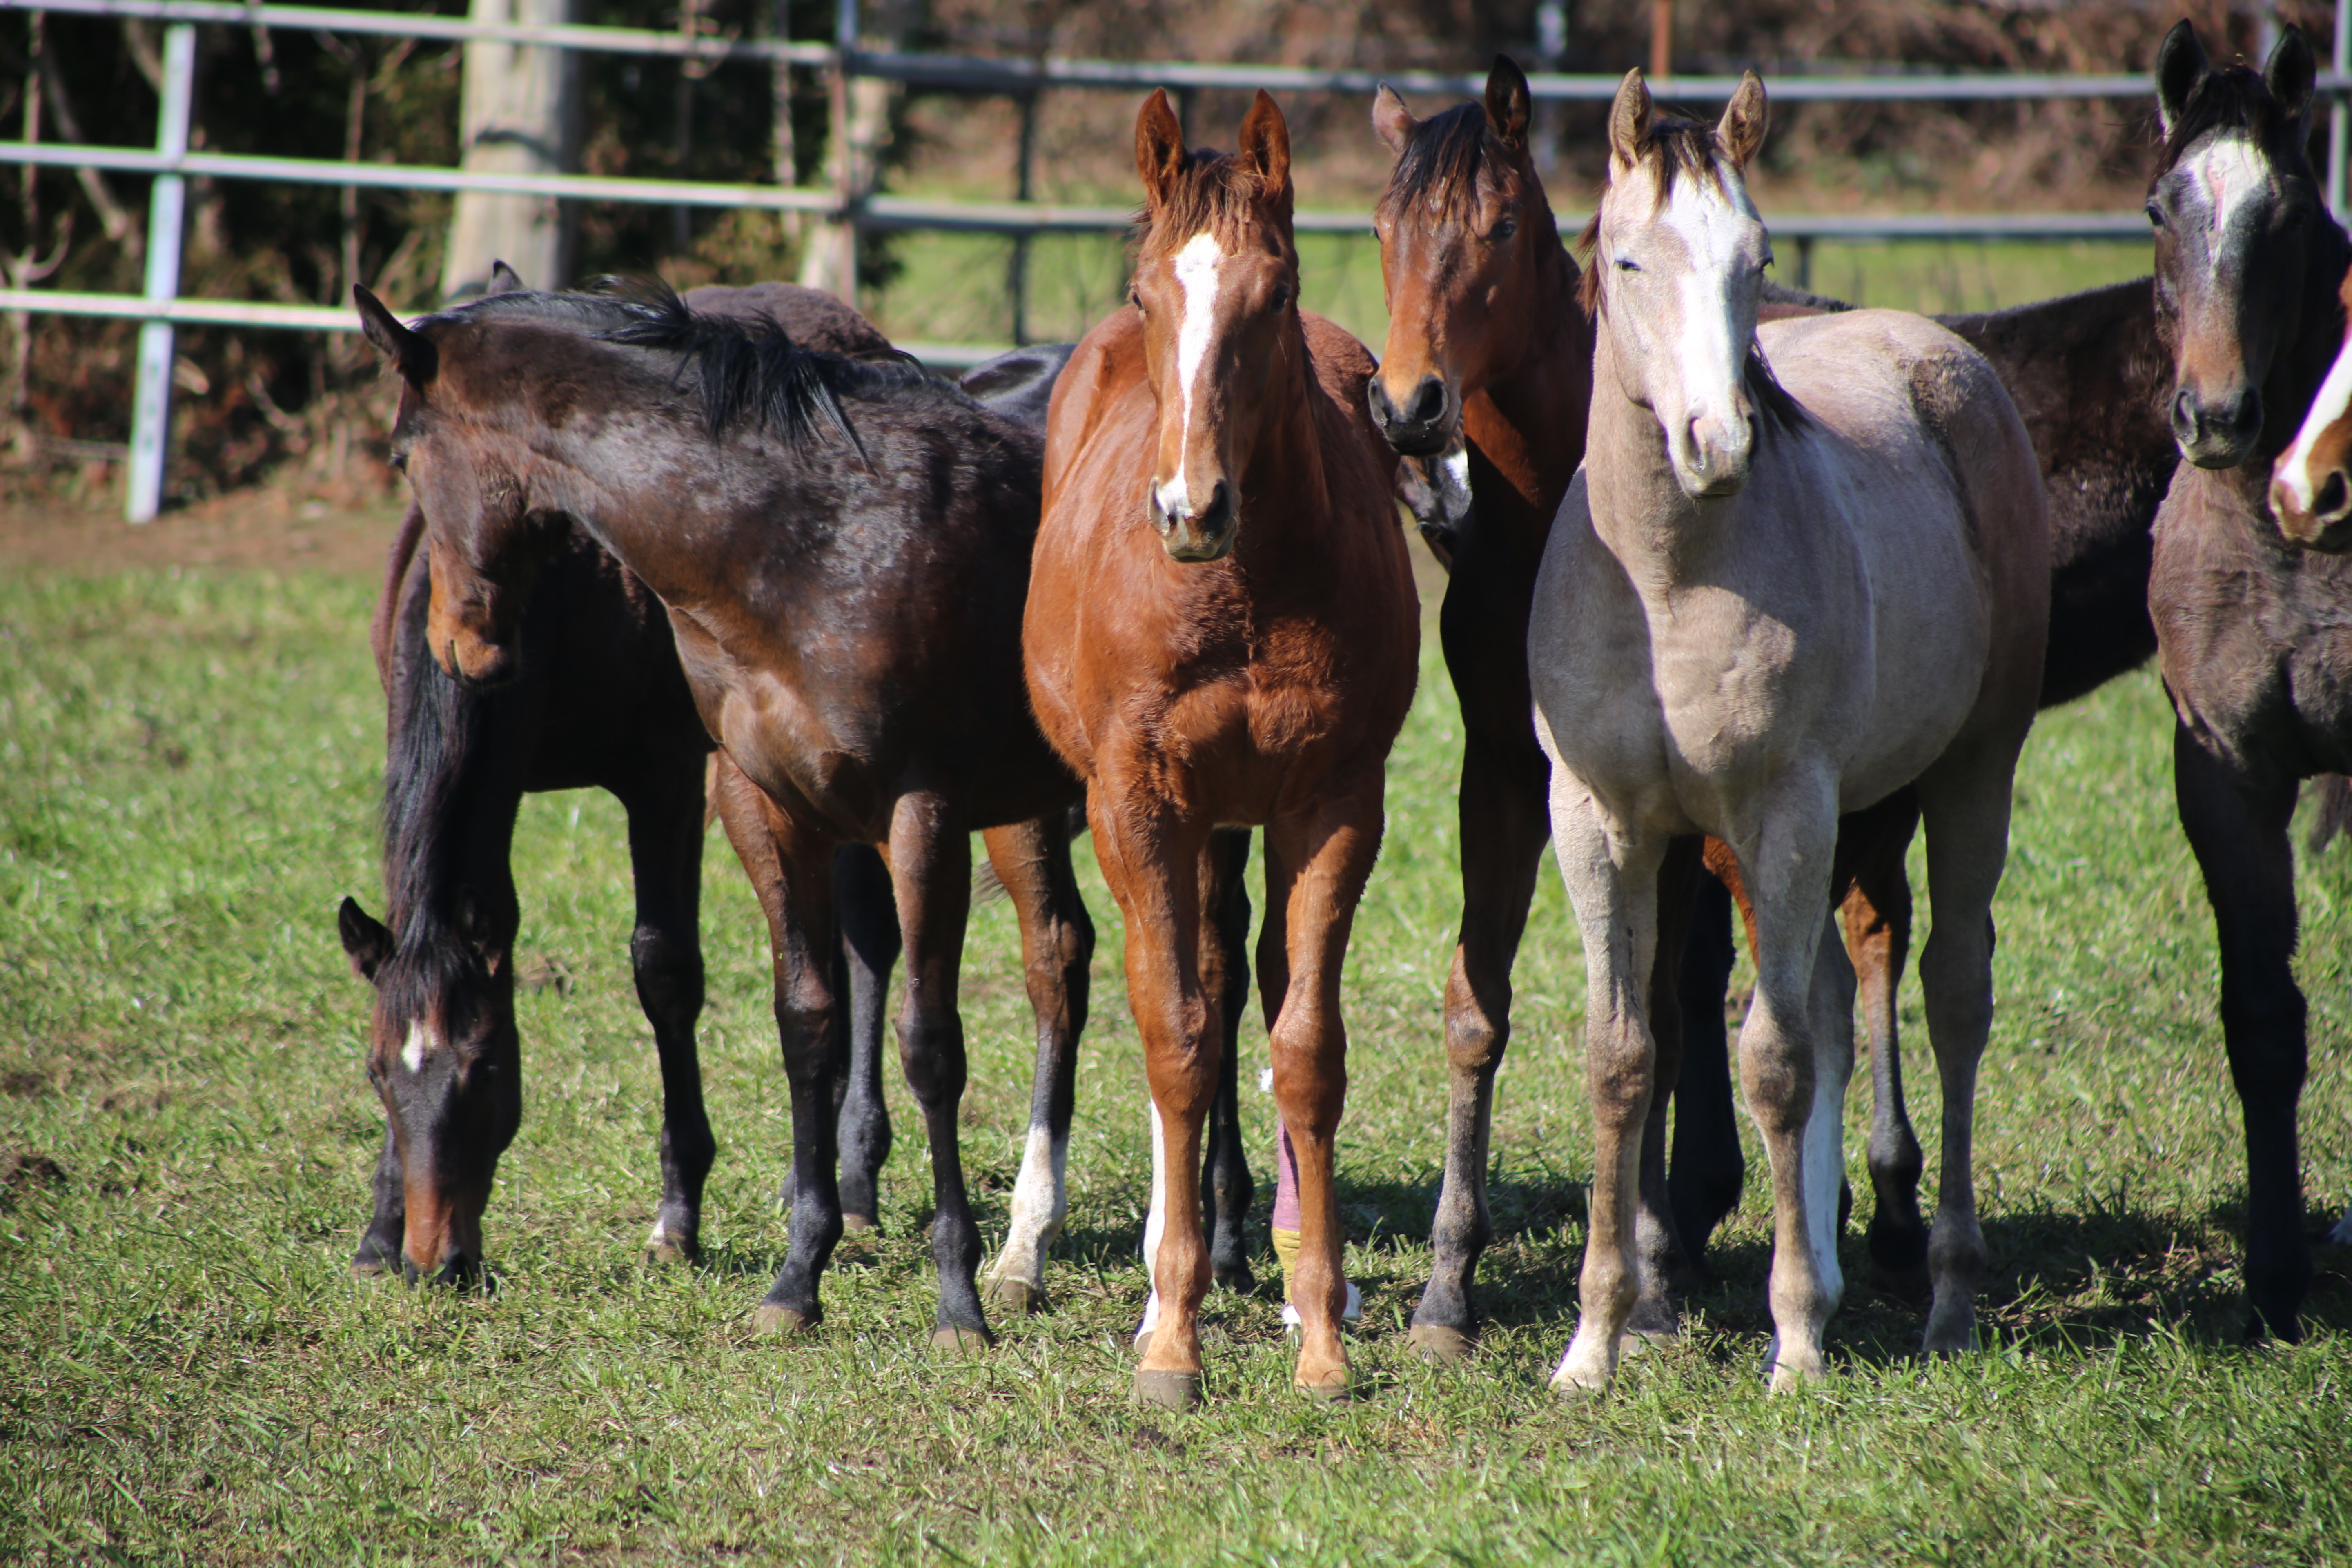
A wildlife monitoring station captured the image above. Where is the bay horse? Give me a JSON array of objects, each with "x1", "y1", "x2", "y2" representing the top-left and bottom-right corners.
[
  {"x1": 1369, "y1": 56, "x2": 2177, "y2": 1359},
  {"x1": 2145, "y1": 21, "x2": 2348, "y2": 1340},
  {"x1": 354, "y1": 278, "x2": 1094, "y2": 1348},
  {"x1": 1528, "y1": 70, "x2": 2047, "y2": 1392},
  {"x1": 335, "y1": 276, "x2": 911, "y2": 1285},
  {"x1": 1025, "y1": 90, "x2": 1418, "y2": 1406}
]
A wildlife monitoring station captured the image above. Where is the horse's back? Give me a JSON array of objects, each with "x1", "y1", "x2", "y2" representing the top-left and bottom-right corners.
[{"x1": 683, "y1": 282, "x2": 892, "y2": 358}]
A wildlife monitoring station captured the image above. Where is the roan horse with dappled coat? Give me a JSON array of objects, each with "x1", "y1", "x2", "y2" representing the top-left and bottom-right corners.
[
  {"x1": 2147, "y1": 21, "x2": 2352, "y2": 1339},
  {"x1": 355, "y1": 278, "x2": 1096, "y2": 1349},
  {"x1": 1528, "y1": 71, "x2": 2048, "y2": 1392},
  {"x1": 1025, "y1": 90, "x2": 1417, "y2": 1407}
]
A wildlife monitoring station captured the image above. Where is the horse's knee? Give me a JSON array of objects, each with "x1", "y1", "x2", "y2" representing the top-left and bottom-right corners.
[
  {"x1": 1444, "y1": 1002, "x2": 1506, "y2": 1078},
  {"x1": 630, "y1": 924, "x2": 704, "y2": 1017},
  {"x1": 896, "y1": 1011, "x2": 968, "y2": 1105},
  {"x1": 773, "y1": 997, "x2": 840, "y2": 1081}
]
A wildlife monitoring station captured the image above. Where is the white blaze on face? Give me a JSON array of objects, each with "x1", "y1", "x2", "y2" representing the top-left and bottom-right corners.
[
  {"x1": 1658, "y1": 169, "x2": 1761, "y2": 450},
  {"x1": 2275, "y1": 329, "x2": 2352, "y2": 514},
  {"x1": 400, "y1": 1019, "x2": 440, "y2": 1075},
  {"x1": 2184, "y1": 135, "x2": 2271, "y2": 267},
  {"x1": 1154, "y1": 232, "x2": 1226, "y2": 518}
]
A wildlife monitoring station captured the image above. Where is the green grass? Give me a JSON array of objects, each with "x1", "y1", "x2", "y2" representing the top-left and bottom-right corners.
[
  {"x1": 2, "y1": 564, "x2": 2351, "y2": 1564},
  {"x1": 864, "y1": 229, "x2": 2152, "y2": 355}
]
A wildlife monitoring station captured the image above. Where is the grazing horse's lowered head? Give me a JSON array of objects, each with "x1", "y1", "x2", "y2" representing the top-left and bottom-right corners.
[
  {"x1": 2148, "y1": 20, "x2": 2322, "y2": 470},
  {"x1": 2270, "y1": 261, "x2": 2352, "y2": 549},
  {"x1": 1368, "y1": 55, "x2": 1561, "y2": 456},
  {"x1": 338, "y1": 884, "x2": 519, "y2": 1288},
  {"x1": 1129, "y1": 88, "x2": 1302, "y2": 562},
  {"x1": 1580, "y1": 66, "x2": 1775, "y2": 499}
]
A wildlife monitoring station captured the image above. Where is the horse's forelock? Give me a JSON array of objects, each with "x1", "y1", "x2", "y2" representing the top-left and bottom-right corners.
[
  {"x1": 1576, "y1": 114, "x2": 1735, "y2": 318},
  {"x1": 2156, "y1": 61, "x2": 2299, "y2": 176},
  {"x1": 1138, "y1": 148, "x2": 1293, "y2": 261},
  {"x1": 1377, "y1": 102, "x2": 1511, "y2": 224}
]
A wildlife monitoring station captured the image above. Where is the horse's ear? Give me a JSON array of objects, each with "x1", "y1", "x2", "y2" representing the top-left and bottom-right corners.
[
  {"x1": 1238, "y1": 90, "x2": 1292, "y2": 209},
  {"x1": 1718, "y1": 71, "x2": 1768, "y2": 170},
  {"x1": 486, "y1": 260, "x2": 526, "y2": 295},
  {"x1": 339, "y1": 897, "x2": 393, "y2": 984},
  {"x1": 354, "y1": 286, "x2": 436, "y2": 382},
  {"x1": 1373, "y1": 83, "x2": 1417, "y2": 158},
  {"x1": 2155, "y1": 20, "x2": 2208, "y2": 140},
  {"x1": 1485, "y1": 55, "x2": 1532, "y2": 153},
  {"x1": 2265, "y1": 25, "x2": 2316, "y2": 130},
  {"x1": 1135, "y1": 89, "x2": 1187, "y2": 212},
  {"x1": 1607, "y1": 68, "x2": 1653, "y2": 178}
]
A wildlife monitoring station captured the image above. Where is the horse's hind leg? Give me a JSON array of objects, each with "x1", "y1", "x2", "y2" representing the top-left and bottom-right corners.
[
  {"x1": 2174, "y1": 727, "x2": 2310, "y2": 1341},
  {"x1": 713, "y1": 767, "x2": 846, "y2": 1336},
  {"x1": 1912, "y1": 750, "x2": 2023, "y2": 1356},
  {"x1": 834, "y1": 842, "x2": 900, "y2": 1232},
  {"x1": 1629, "y1": 835, "x2": 1705, "y2": 1341},
  {"x1": 982, "y1": 815, "x2": 1094, "y2": 1314},
  {"x1": 627, "y1": 761, "x2": 717, "y2": 1265},
  {"x1": 353, "y1": 1122, "x2": 407, "y2": 1277},
  {"x1": 1410, "y1": 735, "x2": 1551, "y2": 1361},
  {"x1": 1844, "y1": 793, "x2": 1928, "y2": 1304},
  {"x1": 1667, "y1": 869, "x2": 1743, "y2": 1281},
  {"x1": 1201, "y1": 827, "x2": 1256, "y2": 1294},
  {"x1": 886, "y1": 793, "x2": 993, "y2": 1351}
]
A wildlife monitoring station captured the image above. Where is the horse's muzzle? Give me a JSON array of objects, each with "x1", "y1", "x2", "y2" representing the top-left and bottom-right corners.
[
  {"x1": 2272, "y1": 464, "x2": 2352, "y2": 552},
  {"x1": 1367, "y1": 374, "x2": 1455, "y2": 459},
  {"x1": 2174, "y1": 385, "x2": 2264, "y2": 470},
  {"x1": 1152, "y1": 479, "x2": 1235, "y2": 562}
]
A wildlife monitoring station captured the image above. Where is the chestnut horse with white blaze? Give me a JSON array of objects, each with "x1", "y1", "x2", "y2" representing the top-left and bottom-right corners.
[
  {"x1": 1529, "y1": 71, "x2": 2047, "y2": 1393},
  {"x1": 1024, "y1": 90, "x2": 1417, "y2": 1407}
]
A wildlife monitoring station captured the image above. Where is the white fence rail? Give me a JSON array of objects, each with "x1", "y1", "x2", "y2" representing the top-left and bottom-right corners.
[{"x1": 0, "y1": 0, "x2": 2336, "y2": 520}]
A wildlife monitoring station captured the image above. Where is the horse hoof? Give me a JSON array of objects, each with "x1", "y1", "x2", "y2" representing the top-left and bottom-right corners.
[
  {"x1": 646, "y1": 1232, "x2": 699, "y2": 1267},
  {"x1": 1298, "y1": 1373, "x2": 1354, "y2": 1404},
  {"x1": 1406, "y1": 1323, "x2": 1475, "y2": 1364},
  {"x1": 350, "y1": 1256, "x2": 394, "y2": 1281},
  {"x1": 842, "y1": 1212, "x2": 879, "y2": 1233},
  {"x1": 1132, "y1": 1369, "x2": 1202, "y2": 1410},
  {"x1": 1212, "y1": 1261, "x2": 1258, "y2": 1295},
  {"x1": 930, "y1": 1324, "x2": 994, "y2": 1354},
  {"x1": 1550, "y1": 1373, "x2": 1609, "y2": 1405},
  {"x1": 984, "y1": 1278, "x2": 1047, "y2": 1316},
  {"x1": 753, "y1": 1303, "x2": 817, "y2": 1337}
]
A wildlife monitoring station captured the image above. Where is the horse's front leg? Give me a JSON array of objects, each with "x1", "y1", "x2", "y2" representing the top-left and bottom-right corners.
[
  {"x1": 885, "y1": 792, "x2": 992, "y2": 1350},
  {"x1": 712, "y1": 766, "x2": 845, "y2": 1336},
  {"x1": 1410, "y1": 732, "x2": 1552, "y2": 1361},
  {"x1": 982, "y1": 813, "x2": 1095, "y2": 1314},
  {"x1": 1727, "y1": 781, "x2": 1846, "y2": 1391},
  {"x1": 1200, "y1": 828, "x2": 1257, "y2": 1294},
  {"x1": 1666, "y1": 867, "x2": 1743, "y2": 1278},
  {"x1": 1261, "y1": 789, "x2": 1388, "y2": 1400},
  {"x1": 1094, "y1": 795, "x2": 1218, "y2": 1408},
  {"x1": 1544, "y1": 779, "x2": 1668, "y2": 1397},
  {"x1": 1844, "y1": 789, "x2": 1927, "y2": 1304},
  {"x1": 623, "y1": 757, "x2": 715, "y2": 1265},
  {"x1": 1628, "y1": 834, "x2": 1704, "y2": 1341},
  {"x1": 2172, "y1": 727, "x2": 2309, "y2": 1342}
]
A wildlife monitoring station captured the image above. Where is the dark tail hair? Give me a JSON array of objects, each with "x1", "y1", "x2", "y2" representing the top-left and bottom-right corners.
[{"x1": 2308, "y1": 773, "x2": 2352, "y2": 854}]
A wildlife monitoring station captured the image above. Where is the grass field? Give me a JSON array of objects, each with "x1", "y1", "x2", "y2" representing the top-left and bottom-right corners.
[{"x1": 4, "y1": 555, "x2": 2352, "y2": 1565}]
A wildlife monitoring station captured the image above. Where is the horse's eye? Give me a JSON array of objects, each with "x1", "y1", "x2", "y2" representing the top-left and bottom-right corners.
[
  {"x1": 1491, "y1": 217, "x2": 1517, "y2": 242},
  {"x1": 2146, "y1": 202, "x2": 2165, "y2": 229},
  {"x1": 1269, "y1": 284, "x2": 1292, "y2": 312},
  {"x1": 390, "y1": 451, "x2": 408, "y2": 473},
  {"x1": 1616, "y1": 256, "x2": 1639, "y2": 272},
  {"x1": 2284, "y1": 206, "x2": 2311, "y2": 231}
]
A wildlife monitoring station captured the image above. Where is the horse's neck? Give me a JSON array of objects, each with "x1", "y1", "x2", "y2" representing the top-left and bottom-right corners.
[
  {"x1": 531, "y1": 421, "x2": 738, "y2": 609},
  {"x1": 1583, "y1": 328, "x2": 1728, "y2": 589},
  {"x1": 1231, "y1": 335, "x2": 1338, "y2": 574},
  {"x1": 1463, "y1": 242, "x2": 1592, "y2": 540}
]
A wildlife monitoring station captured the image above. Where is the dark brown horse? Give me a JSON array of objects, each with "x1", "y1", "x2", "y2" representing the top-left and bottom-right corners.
[
  {"x1": 2144, "y1": 21, "x2": 2346, "y2": 1340},
  {"x1": 355, "y1": 278, "x2": 1093, "y2": 1347},
  {"x1": 1025, "y1": 90, "x2": 1418, "y2": 1407},
  {"x1": 336, "y1": 279, "x2": 907, "y2": 1286},
  {"x1": 1369, "y1": 57, "x2": 2180, "y2": 1356}
]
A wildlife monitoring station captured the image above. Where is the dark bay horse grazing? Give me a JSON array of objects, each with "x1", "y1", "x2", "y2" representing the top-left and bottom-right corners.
[
  {"x1": 2145, "y1": 21, "x2": 2348, "y2": 1340},
  {"x1": 354, "y1": 279, "x2": 1094, "y2": 1348},
  {"x1": 336, "y1": 278, "x2": 905, "y2": 1285},
  {"x1": 1025, "y1": 90, "x2": 1417, "y2": 1407},
  {"x1": 1529, "y1": 70, "x2": 2047, "y2": 1389},
  {"x1": 1368, "y1": 56, "x2": 2177, "y2": 1358}
]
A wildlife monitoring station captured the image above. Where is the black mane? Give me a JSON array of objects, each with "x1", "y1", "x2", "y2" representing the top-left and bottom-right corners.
[{"x1": 1381, "y1": 102, "x2": 1503, "y2": 221}]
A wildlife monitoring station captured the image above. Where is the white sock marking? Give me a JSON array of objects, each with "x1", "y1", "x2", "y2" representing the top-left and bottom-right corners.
[
  {"x1": 1000, "y1": 1119, "x2": 1069, "y2": 1284},
  {"x1": 1138, "y1": 1098, "x2": 1169, "y2": 1335}
]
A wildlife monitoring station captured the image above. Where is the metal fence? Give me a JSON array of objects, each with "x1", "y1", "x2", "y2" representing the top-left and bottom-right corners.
[{"x1": 2, "y1": 0, "x2": 2344, "y2": 520}]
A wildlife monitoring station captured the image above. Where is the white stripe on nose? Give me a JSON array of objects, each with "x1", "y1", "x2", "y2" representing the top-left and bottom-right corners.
[
  {"x1": 1169, "y1": 232, "x2": 1225, "y2": 508},
  {"x1": 2279, "y1": 339, "x2": 2352, "y2": 514}
]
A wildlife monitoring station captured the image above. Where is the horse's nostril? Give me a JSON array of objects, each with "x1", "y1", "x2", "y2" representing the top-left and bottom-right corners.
[
  {"x1": 1199, "y1": 481, "x2": 1232, "y2": 538},
  {"x1": 2318, "y1": 470, "x2": 2349, "y2": 520},
  {"x1": 1366, "y1": 381, "x2": 1397, "y2": 425},
  {"x1": 2173, "y1": 389, "x2": 2198, "y2": 430},
  {"x1": 1408, "y1": 379, "x2": 1447, "y2": 424}
]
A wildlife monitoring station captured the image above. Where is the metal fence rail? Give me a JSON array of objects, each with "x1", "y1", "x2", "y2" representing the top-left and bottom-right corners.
[{"x1": 0, "y1": 0, "x2": 2330, "y2": 519}]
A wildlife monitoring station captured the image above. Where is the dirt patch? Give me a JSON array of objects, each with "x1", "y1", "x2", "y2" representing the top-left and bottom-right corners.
[
  {"x1": 2, "y1": 488, "x2": 405, "y2": 579},
  {"x1": 0, "y1": 1149, "x2": 69, "y2": 1206}
]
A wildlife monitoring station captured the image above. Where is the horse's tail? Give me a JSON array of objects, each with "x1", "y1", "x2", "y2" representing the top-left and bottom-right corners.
[
  {"x1": 972, "y1": 802, "x2": 1089, "y2": 905},
  {"x1": 2308, "y1": 773, "x2": 2352, "y2": 854},
  {"x1": 371, "y1": 501, "x2": 429, "y2": 696}
]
